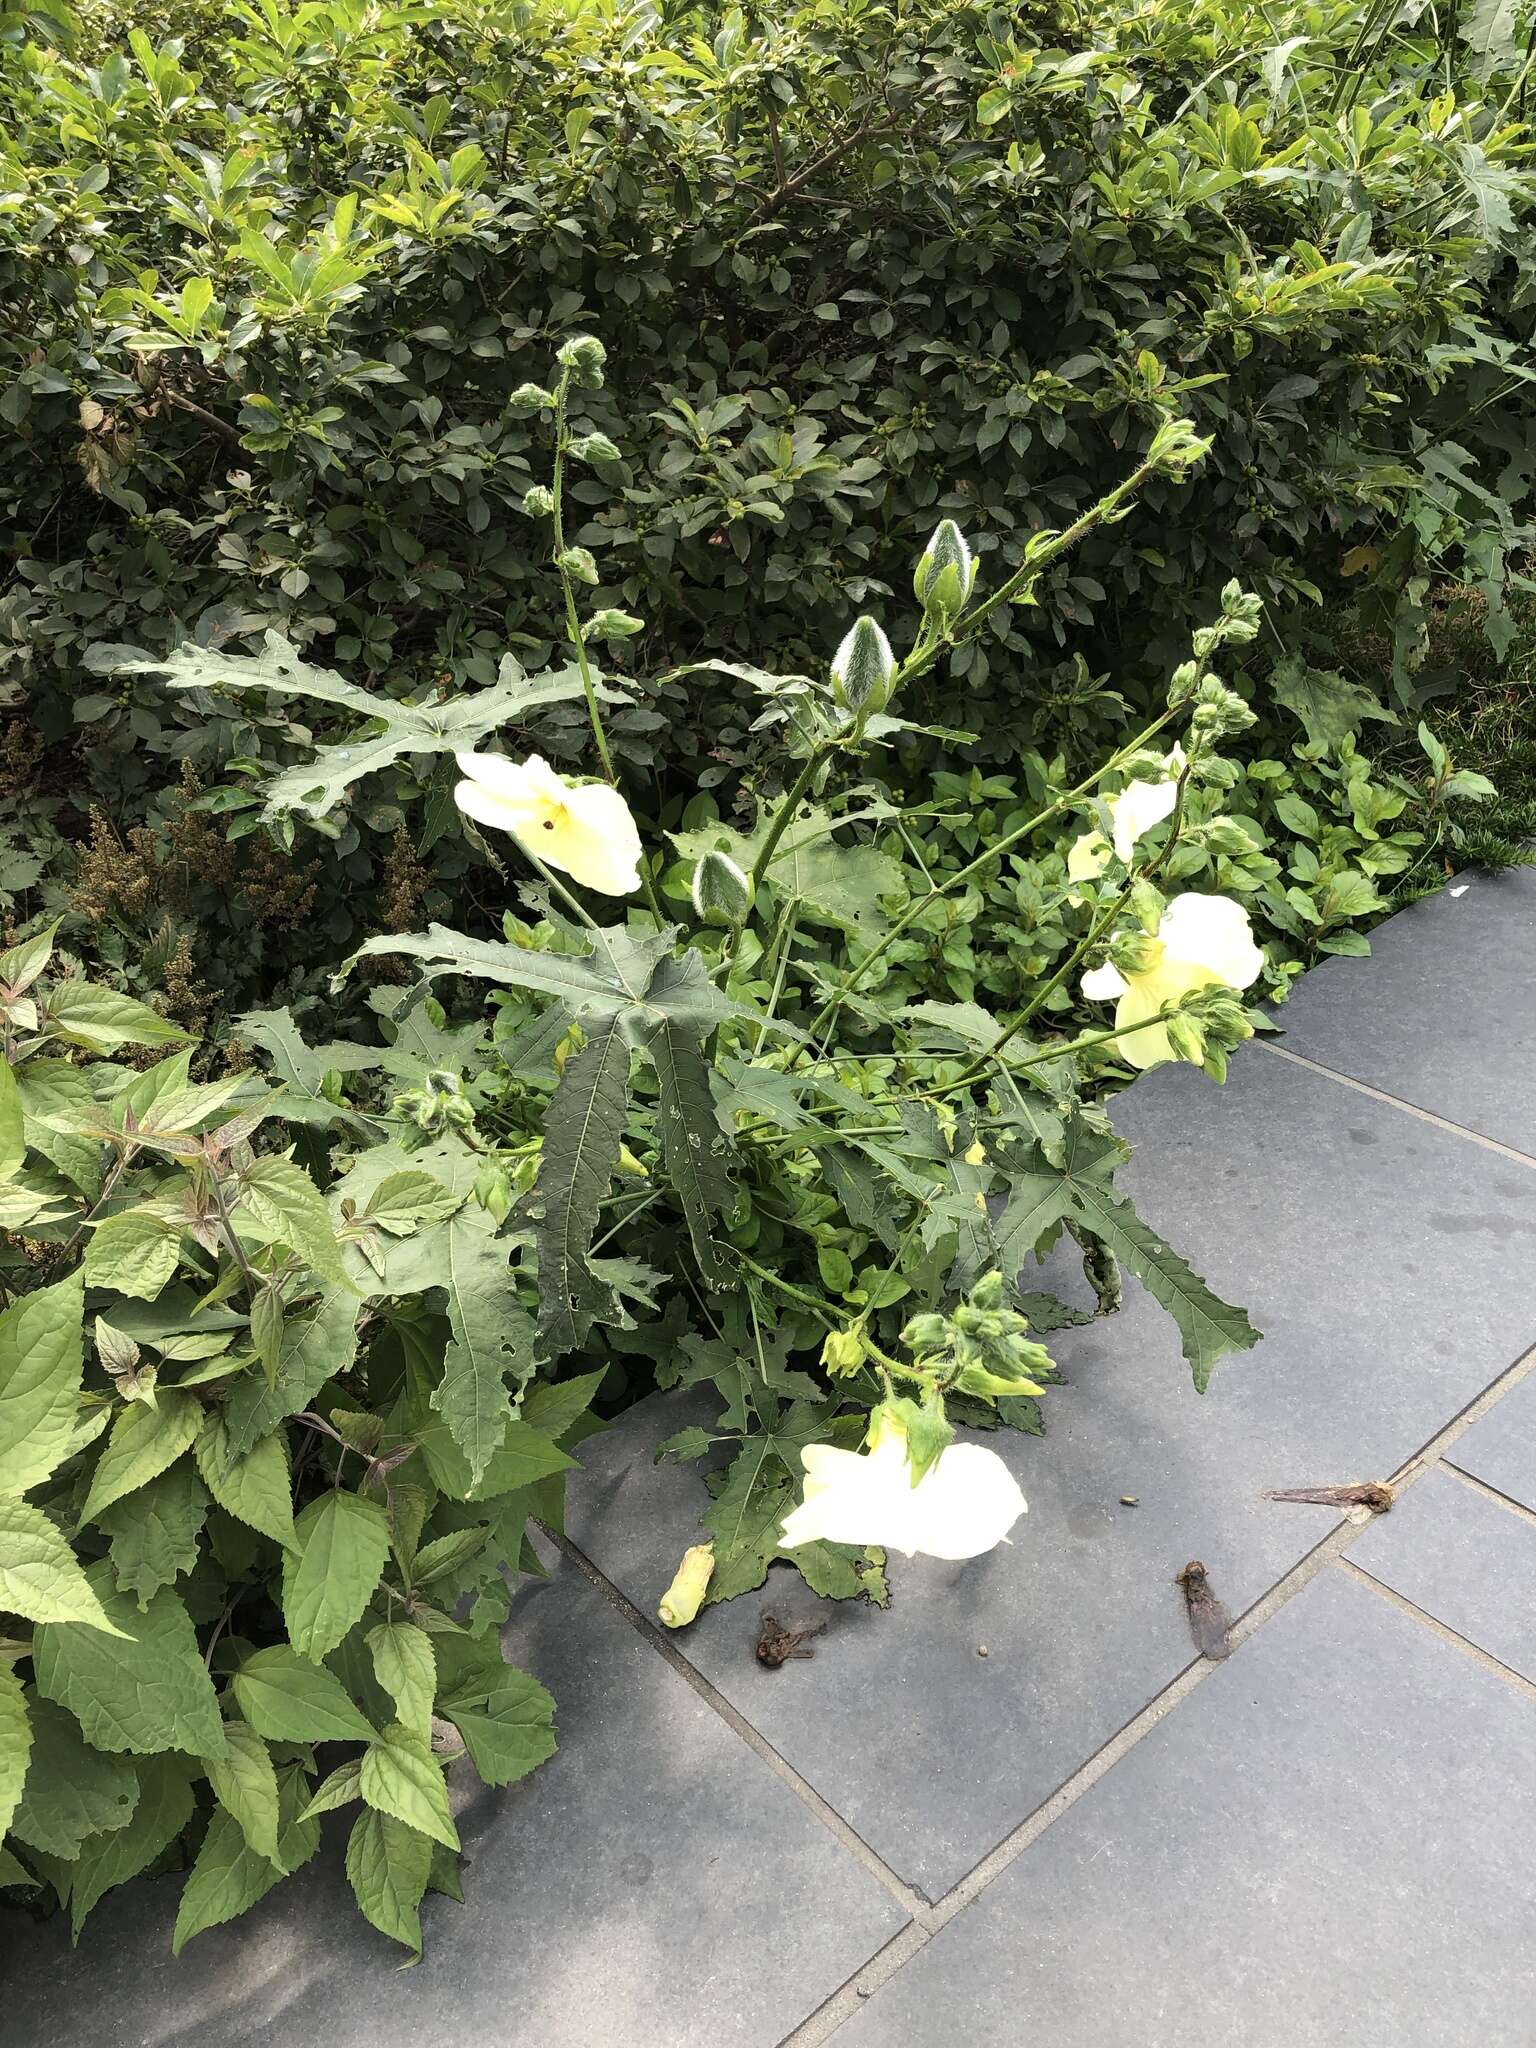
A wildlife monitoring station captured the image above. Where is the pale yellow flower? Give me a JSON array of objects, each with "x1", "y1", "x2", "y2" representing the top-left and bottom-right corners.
[
  {"x1": 778, "y1": 1411, "x2": 1026, "y2": 1562},
  {"x1": 1067, "y1": 745, "x2": 1187, "y2": 887},
  {"x1": 454, "y1": 751, "x2": 642, "y2": 895},
  {"x1": 1081, "y1": 891, "x2": 1263, "y2": 1069}
]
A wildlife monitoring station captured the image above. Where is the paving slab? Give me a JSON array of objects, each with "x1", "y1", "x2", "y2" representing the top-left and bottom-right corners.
[
  {"x1": 1349, "y1": 1465, "x2": 1536, "y2": 1682},
  {"x1": 0, "y1": 1542, "x2": 906, "y2": 2048},
  {"x1": 1446, "y1": 1367, "x2": 1536, "y2": 1511},
  {"x1": 1268, "y1": 864, "x2": 1536, "y2": 1155},
  {"x1": 566, "y1": 1050, "x2": 1536, "y2": 1898},
  {"x1": 829, "y1": 1567, "x2": 1536, "y2": 2048}
]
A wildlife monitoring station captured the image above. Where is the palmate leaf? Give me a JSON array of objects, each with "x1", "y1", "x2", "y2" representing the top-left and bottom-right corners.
[
  {"x1": 649, "y1": 1020, "x2": 736, "y2": 1289},
  {"x1": 531, "y1": 1016, "x2": 633, "y2": 1360},
  {"x1": 672, "y1": 802, "x2": 907, "y2": 938},
  {"x1": 130, "y1": 634, "x2": 595, "y2": 822},
  {"x1": 430, "y1": 1213, "x2": 535, "y2": 1487}
]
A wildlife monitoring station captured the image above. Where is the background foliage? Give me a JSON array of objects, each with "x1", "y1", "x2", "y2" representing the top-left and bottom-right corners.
[{"x1": 2, "y1": 0, "x2": 1533, "y2": 1014}]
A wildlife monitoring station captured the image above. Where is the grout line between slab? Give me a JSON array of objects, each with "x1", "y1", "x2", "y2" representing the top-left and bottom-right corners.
[
  {"x1": 1255, "y1": 1039, "x2": 1536, "y2": 1169},
  {"x1": 777, "y1": 1333, "x2": 1536, "y2": 2046},
  {"x1": 1333, "y1": 1555, "x2": 1536, "y2": 1702},
  {"x1": 541, "y1": 1524, "x2": 936, "y2": 1930},
  {"x1": 1439, "y1": 1457, "x2": 1536, "y2": 1531}
]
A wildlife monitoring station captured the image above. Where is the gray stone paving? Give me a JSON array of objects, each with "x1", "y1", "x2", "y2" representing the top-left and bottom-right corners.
[{"x1": 5, "y1": 874, "x2": 1534, "y2": 2044}]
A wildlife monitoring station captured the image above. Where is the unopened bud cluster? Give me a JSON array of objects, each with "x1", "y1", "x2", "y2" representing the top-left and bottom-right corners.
[
  {"x1": 393, "y1": 1070, "x2": 476, "y2": 1149},
  {"x1": 901, "y1": 1270, "x2": 1052, "y2": 1400}
]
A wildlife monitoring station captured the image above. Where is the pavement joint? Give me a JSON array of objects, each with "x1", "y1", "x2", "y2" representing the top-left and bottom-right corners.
[
  {"x1": 1333, "y1": 1555, "x2": 1536, "y2": 1704},
  {"x1": 1256, "y1": 1038, "x2": 1536, "y2": 1170}
]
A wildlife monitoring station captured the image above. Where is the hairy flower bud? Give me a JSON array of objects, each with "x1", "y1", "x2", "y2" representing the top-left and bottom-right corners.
[
  {"x1": 556, "y1": 544, "x2": 599, "y2": 587},
  {"x1": 658, "y1": 1543, "x2": 715, "y2": 1628},
  {"x1": 507, "y1": 382, "x2": 554, "y2": 417},
  {"x1": 556, "y1": 333, "x2": 607, "y2": 388},
  {"x1": 522, "y1": 484, "x2": 555, "y2": 518},
  {"x1": 913, "y1": 519, "x2": 976, "y2": 617},
  {"x1": 821, "y1": 1329, "x2": 866, "y2": 1376},
  {"x1": 691, "y1": 848, "x2": 753, "y2": 927},
  {"x1": 830, "y1": 615, "x2": 896, "y2": 721},
  {"x1": 587, "y1": 607, "x2": 644, "y2": 640},
  {"x1": 568, "y1": 430, "x2": 621, "y2": 464}
]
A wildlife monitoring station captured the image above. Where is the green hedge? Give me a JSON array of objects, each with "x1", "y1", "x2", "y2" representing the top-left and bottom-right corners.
[{"x1": 0, "y1": 0, "x2": 1531, "y2": 1006}]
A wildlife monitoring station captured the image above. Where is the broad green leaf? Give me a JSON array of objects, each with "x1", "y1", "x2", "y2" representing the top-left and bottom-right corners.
[
  {"x1": 368, "y1": 1624, "x2": 435, "y2": 1741},
  {"x1": 345, "y1": 1807, "x2": 432, "y2": 1959},
  {"x1": 221, "y1": 1284, "x2": 360, "y2": 1457},
  {"x1": 17, "y1": 1059, "x2": 102, "y2": 1198},
  {"x1": 363, "y1": 1170, "x2": 464, "y2": 1234},
  {"x1": 82, "y1": 1206, "x2": 182, "y2": 1299},
  {"x1": 194, "y1": 1414, "x2": 297, "y2": 1550},
  {"x1": 237, "y1": 1155, "x2": 348, "y2": 1283},
  {"x1": 171, "y1": 1764, "x2": 320, "y2": 1954},
  {"x1": 359, "y1": 1722, "x2": 457, "y2": 1850},
  {"x1": 1270, "y1": 656, "x2": 1397, "y2": 749},
  {"x1": 519, "y1": 1368, "x2": 606, "y2": 1443},
  {"x1": 33, "y1": 1564, "x2": 226, "y2": 1759},
  {"x1": 43, "y1": 981, "x2": 189, "y2": 1054},
  {"x1": 78, "y1": 1389, "x2": 200, "y2": 1526},
  {"x1": 445, "y1": 1669, "x2": 556, "y2": 1789},
  {"x1": 68, "y1": 1754, "x2": 195, "y2": 1937},
  {"x1": 0, "y1": 1665, "x2": 31, "y2": 1838},
  {"x1": 232, "y1": 1646, "x2": 376, "y2": 1745},
  {"x1": 673, "y1": 803, "x2": 907, "y2": 938},
  {"x1": 8, "y1": 1695, "x2": 138, "y2": 1857},
  {"x1": 281, "y1": 1490, "x2": 390, "y2": 1661},
  {"x1": 0, "y1": 1846, "x2": 36, "y2": 1887},
  {"x1": 430, "y1": 1215, "x2": 535, "y2": 1485},
  {"x1": 533, "y1": 1016, "x2": 632, "y2": 1358},
  {"x1": 0, "y1": 1059, "x2": 23, "y2": 1180},
  {"x1": 0, "y1": 1496, "x2": 127, "y2": 1633},
  {"x1": 205, "y1": 1717, "x2": 281, "y2": 1865},
  {"x1": 98, "y1": 1461, "x2": 210, "y2": 1607},
  {"x1": 0, "y1": 1270, "x2": 84, "y2": 1498},
  {"x1": 410, "y1": 1403, "x2": 574, "y2": 1503},
  {"x1": 648, "y1": 1019, "x2": 736, "y2": 1288},
  {"x1": 298, "y1": 1757, "x2": 363, "y2": 1821},
  {"x1": 702, "y1": 1441, "x2": 801, "y2": 1604}
]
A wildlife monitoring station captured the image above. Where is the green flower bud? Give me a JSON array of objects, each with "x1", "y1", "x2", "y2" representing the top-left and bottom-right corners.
[
  {"x1": 691, "y1": 847, "x2": 753, "y2": 927},
  {"x1": 830, "y1": 614, "x2": 896, "y2": 720},
  {"x1": 913, "y1": 519, "x2": 976, "y2": 617},
  {"x1": 1128, "y1": 879, "x2": 1166, "y2": 935},
  {"x1": 587, "y1": 607, "x2": 644, "y2": 641},
  {"x1": 556, "y1": 544, "x2": 599, "y2": 587},
  {"x1": 1164, "y1": 1011, "x2": 1206, "y2": 1066},
  {"x1": 568, "y1": 430, "x2": 621, "y2": 464},
  {"x1": 1202, "y1": 816, "x2": 1261, "y2": 856},
  {"x1": 473, "y1": 1163, "x2": 514, "y2": 1224},
  {"x1": 508, "y1": 382, "x2": 554, "y2": 416},
  {"x1": 821, "y1": 1329, "x2": 866, "y2": 1377},
  {"x1": 556, "y1": 333, "x2": 607, "y2": 388},
  {"x1": 658, "y1": 1543, "x2": 715, "y2": 1628},
  {"x1": 956, "y1": 1361, "x2": 1047, "y2": 1400},
  {"x1": 523, "y1": 484, "x2": 555, "y2": 518},
  {"x1": 1110, "y1": 927, "x2": 1163, "y2": 975}
]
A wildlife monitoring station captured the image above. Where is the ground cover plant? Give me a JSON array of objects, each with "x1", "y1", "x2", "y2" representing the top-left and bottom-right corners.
[{"x1": 0, "y1": 0, "x2": 1526, "y2": 1968}]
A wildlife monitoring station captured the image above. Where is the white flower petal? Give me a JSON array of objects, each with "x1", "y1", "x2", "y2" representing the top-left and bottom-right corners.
[
  {"x1": 1157, "y1": 892, "x2": 1264, "y2": 990},
  {"x1": 454, "y1": 750, "x2": 562, "y2": 805},
  {"x1": 1109, "y1": 773, "x2": 1179, "y2": 865},
  {"x1": 1082, "y1": 960, "x2": 1129, "y2": 1001},
  {"x1": 547, "y1": 780, "x2": 644, "y2": 895},
  {"x1": 779, "y1": 1433, "x2": 1025, "y2": 1563},
  {"x1": 901, "y1": 1443, "x2": 1026, "y2": 1560},
  {"x1": 454, "y1": 778, "x2": 533, "y2": 834}
]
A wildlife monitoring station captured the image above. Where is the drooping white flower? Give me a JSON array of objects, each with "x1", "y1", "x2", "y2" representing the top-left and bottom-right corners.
[
  {"x1": 1081, "y1": 890, "x2": 1264, "y2": 1069},
  {"x1": 454, "y1": 751, "x2": 643, "y2": 896},
  {"x1": 778, "y1": 1411, "x2": 1026, "y2": 1562}
]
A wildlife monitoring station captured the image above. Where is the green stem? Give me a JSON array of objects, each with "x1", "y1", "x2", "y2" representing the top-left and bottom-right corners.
[
  {"x1": 550, "y1": 372, "x2": 666, "y2": 922},
  {"x1": 800, "y1": 705, "x2": 1178, "y2": 1058},
  {"x1": 749, "y1": 743, "x2": 834, "y2": 896}
]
